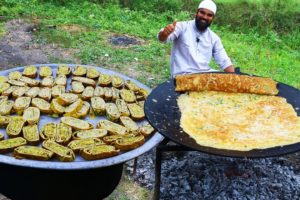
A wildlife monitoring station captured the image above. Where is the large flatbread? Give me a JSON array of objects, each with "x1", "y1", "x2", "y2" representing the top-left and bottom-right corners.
[
  {"x1": 177, "y1": 91, "x2": 300, "y2": 151},
  {"x1": 175, "y1": 73, "x2": 279, "y2": 95}
]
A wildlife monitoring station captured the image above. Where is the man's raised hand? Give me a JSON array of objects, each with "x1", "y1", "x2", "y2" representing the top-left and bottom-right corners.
[
  {"x1": 159, "y1": 21, "x2": 177, "y2": 42},
  {"x1": 164, "y1": 21, "x2": 177, "y2": 35}
]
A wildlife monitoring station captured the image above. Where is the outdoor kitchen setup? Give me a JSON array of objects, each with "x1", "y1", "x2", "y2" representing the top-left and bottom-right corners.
[{"x1": 0, "y1": 64, "x2": 300, "y2": 200}]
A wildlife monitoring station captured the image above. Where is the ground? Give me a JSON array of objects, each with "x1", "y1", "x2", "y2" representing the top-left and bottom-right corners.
[{"x1": 0, "y1": 19, "x2": 78, "y2": 70}]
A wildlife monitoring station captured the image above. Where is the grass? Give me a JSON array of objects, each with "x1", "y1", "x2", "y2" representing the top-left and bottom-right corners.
[
  {"x1": 0, "y1": 22, "x2": 6, "y2": 38},
  {"x1": 0, "y1": 1, "x2": 299, "y2": 199},
  {"x1": 27, "y1": 1, "x2": 299, "y2": 89},
  {"x1": 212, "y1": 27, "x2": 300, "y2": 88},
  {"x1": 105, "y1": 173, "x2": 152, "y2": 200}
]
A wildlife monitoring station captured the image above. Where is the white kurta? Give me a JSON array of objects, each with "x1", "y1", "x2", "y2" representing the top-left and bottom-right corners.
[{"x1": 159, "y1": 20, "x2": 232, "y2": 76}]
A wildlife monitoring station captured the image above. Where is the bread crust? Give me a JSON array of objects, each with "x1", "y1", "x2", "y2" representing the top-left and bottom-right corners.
[
  {"x1": 14, "y1": 146, "x2": 53, "y2": 160},
  {"x1": 22, "y1": 124, "x2": 40, "y2": 145},
  {"x1": 42, "y1": 140, "x2": 75, "y2": 162},
  {"x1": 0, "y1": 137, "x2": 27, "y2": 153},
  {"x1": 175, "y1": 73, "x2": 278, "y2": 95},
  {"x1": 115, "y1": 135, "x2": 145, "y2": 151},
  {"x1": 80, "y1": 144, "x2": 119, "y2": 160}
]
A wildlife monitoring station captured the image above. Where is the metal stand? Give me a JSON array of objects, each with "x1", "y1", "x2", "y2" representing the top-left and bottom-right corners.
[{"x1": 154, "y1": 138, "x2": 195, "y2": 200}]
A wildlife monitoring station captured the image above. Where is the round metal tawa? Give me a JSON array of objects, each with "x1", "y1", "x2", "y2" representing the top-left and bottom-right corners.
[
  {"x1": 0, "y1": 64, "x2": 164, "y2": 169},
  {"x1": 145, "y1": 78, "x2": 300, "y2": 158}
]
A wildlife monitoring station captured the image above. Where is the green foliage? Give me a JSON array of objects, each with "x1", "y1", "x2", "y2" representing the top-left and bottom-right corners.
[
  {"x1": 0, "y1": 22, "x2": 6, "y2": 38},
  {"x1": 215, "y1": 0, "x2": 300, "y2": 35},
  {"x1": 35, "y1": 28, "x2": 74, "y2": 47},
  {"x1": 35, "y1": 0, "x2": 190, "y2": 12},
  {"x1": 210, "y1": 25, "x2": 300, "y2": 88},
  {"x1": 118, "y1": 0, "x2": 186, "y2": 13},
  {"x1": 0, "y1": 0, "x2": 30, "y2": 17}
]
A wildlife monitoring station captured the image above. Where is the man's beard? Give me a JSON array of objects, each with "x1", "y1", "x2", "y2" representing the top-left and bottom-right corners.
[{"x1": 195, "y1": 17, "x2": 211, "y2": 31}]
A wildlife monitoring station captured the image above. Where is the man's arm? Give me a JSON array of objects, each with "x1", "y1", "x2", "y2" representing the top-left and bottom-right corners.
[
  {"x1": 158, "y1": 21, "x2": 177, "y2": 42},
  {"x1": 212, "y1": 35, "x2": 234, "y2": 72}
]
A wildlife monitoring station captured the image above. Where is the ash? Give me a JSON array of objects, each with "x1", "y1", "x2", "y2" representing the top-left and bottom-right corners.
[
  {"x1": 126, "y1": 148, "x2": 300, "y2": 200},
  {"x1": 110, "y1": 35, "x2": 140, "y2": 46}
]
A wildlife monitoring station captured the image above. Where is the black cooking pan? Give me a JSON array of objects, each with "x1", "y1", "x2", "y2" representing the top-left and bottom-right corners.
[{"x1": 144, "y1": 73, "x2": 300, "y2": 158}]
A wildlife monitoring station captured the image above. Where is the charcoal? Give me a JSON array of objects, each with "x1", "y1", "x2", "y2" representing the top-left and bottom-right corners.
[{"x1": 125, "y1": 150, "x2": 300, "y2": 199}]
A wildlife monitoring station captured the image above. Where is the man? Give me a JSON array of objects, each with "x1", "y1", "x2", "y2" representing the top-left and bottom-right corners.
[{"x1": 158, "y1": 0, "x2": 235, "y2": 76}]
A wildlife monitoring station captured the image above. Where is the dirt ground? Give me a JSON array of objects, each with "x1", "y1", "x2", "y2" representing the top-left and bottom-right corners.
[{"x1": 0, "y1": 19, "x2": 78, "y2": 70}]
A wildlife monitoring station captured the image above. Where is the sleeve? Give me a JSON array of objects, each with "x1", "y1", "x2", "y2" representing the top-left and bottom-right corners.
[
  {"x1": 212, "y1": 35, "x2": 233, "y2": 70},
  {"x1": 157, "y1": 22, "x2": 185, "y2": 43}
]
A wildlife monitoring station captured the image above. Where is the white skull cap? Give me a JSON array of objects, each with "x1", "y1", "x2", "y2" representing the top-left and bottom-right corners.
[{"x1": 198, "y1": 0, "x2": 217, "y2": 15}]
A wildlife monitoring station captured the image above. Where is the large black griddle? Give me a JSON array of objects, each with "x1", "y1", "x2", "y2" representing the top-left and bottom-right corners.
[{"x1": 145, "y1": 75, "x2": 300, "y2": 158}]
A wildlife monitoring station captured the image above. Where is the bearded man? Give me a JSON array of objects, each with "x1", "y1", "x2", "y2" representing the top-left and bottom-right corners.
[{"x1": 158, "y1": 0, "x2": 235, "y2": 76}]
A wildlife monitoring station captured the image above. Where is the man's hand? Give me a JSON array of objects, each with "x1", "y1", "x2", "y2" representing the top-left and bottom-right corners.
[
  {"x1": 158, "y1": 21, "x2": 177, "y2": 42},
  {"x1": 224, "y1": 65, "x2": 235, "y2": 73}
]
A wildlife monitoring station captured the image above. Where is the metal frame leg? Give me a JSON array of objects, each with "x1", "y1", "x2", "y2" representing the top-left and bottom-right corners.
[
  {"x1": 133, "y1": 157, "x2": 138, "y2": 176},
  {"x1": 154, "y1": 138, "x2": 170, "y2": 200},
  {"x1": 154, "y1": 144, "x2": 163, "y2": 200}
]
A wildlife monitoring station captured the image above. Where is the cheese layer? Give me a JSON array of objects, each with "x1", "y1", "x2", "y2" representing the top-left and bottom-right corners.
[{"x1": 177, "y1": 91, "x2": 300, "y2": 151}]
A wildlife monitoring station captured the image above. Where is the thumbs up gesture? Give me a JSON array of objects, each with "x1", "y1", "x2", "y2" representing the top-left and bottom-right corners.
[
  {"x1": 159, "y1": 21, "x2": 177, "y2": 42},
  {"x1": 164, "y1": 21, "x2": 177, "y2": 35}
]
